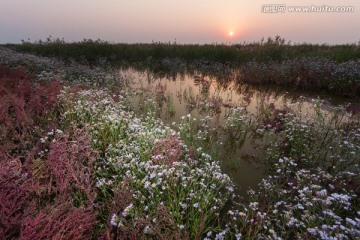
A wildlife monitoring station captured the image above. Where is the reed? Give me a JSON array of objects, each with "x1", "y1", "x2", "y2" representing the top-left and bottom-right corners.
[{"x1": 4, "y1": 36, "x2": 360, "y2": 63}]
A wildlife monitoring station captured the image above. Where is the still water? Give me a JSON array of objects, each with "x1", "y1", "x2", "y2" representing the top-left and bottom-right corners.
[{"x1": 117, "y1": 67, "x2": 350, "y2": 195}]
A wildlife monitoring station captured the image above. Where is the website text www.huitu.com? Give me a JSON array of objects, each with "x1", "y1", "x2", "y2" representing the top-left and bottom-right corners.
[{"x1": 261, "y1": 4, "x2": 355, "y2": 13}]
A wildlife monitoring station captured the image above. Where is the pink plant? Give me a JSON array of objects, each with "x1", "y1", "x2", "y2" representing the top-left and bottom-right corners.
[
  {"x1": 0, "y1": 129, "x2": 98, "y2": 238},
  {"x1": 20, "y1": 205, "x2": 96, "y2": 240},
  {"x1": 0, "y1": 65, "x2": 62, "y2": 157},
  {"x1": 45, "y1": 128, "x2": 97, "y2": 204},
  {"x1": 0, "y1": 66, "x2": 102, "y2": 238},
  {"x1": 152, "y1": 134, "x2": 184, "y2": 165},
  {"x1": 0, "y1": 156, "x2": 37, "y2": 239}
]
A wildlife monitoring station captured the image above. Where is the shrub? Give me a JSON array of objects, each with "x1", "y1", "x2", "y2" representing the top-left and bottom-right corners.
[
  {"x1": 20, "y1": 204, "x2": 96, "y2": 240},
  {"x1": 0, "y1": 65, "x2": 62, "y2": 157}
]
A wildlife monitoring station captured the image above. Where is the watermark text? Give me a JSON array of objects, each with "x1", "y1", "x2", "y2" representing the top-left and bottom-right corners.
[{"x1": 261, "y1": 4, "x2": 355, "y2": 13}]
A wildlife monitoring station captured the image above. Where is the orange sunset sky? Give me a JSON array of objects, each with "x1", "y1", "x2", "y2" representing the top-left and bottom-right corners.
[{"x1": 0, "y1": 0, "x2": 359, "y2": 44}]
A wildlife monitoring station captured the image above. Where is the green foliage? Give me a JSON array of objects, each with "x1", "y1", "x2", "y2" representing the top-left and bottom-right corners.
[
  {"x1": 60, "y1": 89, "x2": 234, "y2": 239},
  {"x1": 5, "y1": 36, "x2": 360, "y2": 63}
]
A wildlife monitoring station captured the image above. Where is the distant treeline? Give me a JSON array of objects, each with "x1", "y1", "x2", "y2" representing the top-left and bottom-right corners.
[{"x1": 4, "y1": 36, "x2": 360, "y2": 63}]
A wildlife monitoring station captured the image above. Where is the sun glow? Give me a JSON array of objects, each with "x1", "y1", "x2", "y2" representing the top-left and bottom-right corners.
[{"x1": 229, "y1": 31, "x2": 234, "y2": 36}]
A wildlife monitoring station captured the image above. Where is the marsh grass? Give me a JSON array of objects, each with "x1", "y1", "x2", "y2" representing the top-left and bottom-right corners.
[
  {"x1": 4, "y1": 37, "x2": 360, "y2": 97},
  {"x1": 1, "y1": 47, "x2": 359, "y2": 239},
  {"x1": 6, "y1": 36, "x2": 360, "y2": 63},
  {"x1": 238, "y1": 58, "x2": 360, "y2": 97}
]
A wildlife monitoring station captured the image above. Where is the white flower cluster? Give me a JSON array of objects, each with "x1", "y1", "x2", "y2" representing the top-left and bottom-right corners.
[{"x1": 60, "y1": 88, "x2": 235, "y2": 236}]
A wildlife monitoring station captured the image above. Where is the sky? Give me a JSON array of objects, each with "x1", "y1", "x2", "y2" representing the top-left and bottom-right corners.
[{"x1": 0, "y1": 0, "x2": 359, "y2": 44}]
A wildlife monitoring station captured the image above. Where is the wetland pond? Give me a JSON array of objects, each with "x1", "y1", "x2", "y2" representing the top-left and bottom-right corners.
[{"x1": 117, "y1": 67, "x2": 355, "y2": 195}]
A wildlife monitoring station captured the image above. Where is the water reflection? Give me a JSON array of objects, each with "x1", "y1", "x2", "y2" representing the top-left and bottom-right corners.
[{"x1": 118, "y1": 67, "x2": 352, "y2": 195}]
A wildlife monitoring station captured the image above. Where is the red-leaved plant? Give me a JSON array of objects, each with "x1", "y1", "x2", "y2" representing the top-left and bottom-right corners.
[
  {"x1": 0, "y1": 65, "x2": 102, "y2": 238},
  {"x1": 20, "y1": 204, "x2": 96, "y2": 240},
  {"x1": 0, "y1": 65, "x2": 62, "y2": 157},
  {"x1": 0, "y1": 156, "x2": 37, "y2": 239},
  {"x1": 152, "y1": 134, "x2": 184, "y2": 165},
  {"x1": 45, "y1": 128, "x2": 97, "y2": 204}
]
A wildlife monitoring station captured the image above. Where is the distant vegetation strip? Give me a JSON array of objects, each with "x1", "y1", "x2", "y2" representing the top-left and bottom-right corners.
[
  {"x1": 2, "y1": 37, "x2": 360, "y2": 97},
  {"x1": 3, "y1": 36, "x2": 360, "y2": 63}
]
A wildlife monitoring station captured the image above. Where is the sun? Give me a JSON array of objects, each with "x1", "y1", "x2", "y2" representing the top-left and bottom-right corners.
[{"x1": 228, "y1": 31, "x2": 234, "y2": 36}]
